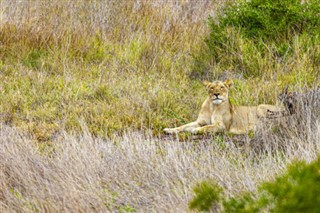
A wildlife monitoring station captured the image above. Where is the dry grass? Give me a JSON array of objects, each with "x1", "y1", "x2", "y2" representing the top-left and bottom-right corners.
[
  {"x1": 250, "y1": 88, "x2": 320, "y2": 155},
  {"x1": 1, "y1": 118, "x2": 319, "y2": 212}
]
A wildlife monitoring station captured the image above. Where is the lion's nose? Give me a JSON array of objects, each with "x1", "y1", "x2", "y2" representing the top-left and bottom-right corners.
[{"x1": 214, "y1": 93, "x2": 219, "y2": 97}]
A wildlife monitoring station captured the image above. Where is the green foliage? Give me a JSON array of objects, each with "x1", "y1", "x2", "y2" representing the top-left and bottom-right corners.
[
  {"x1": 189, "y1": 156, "x2": 320, "y2": 212},
  {"x1": 189, "y1": 180, "x2": 223, "y2": 212},
  {"x1": 193, "y1": 0, "x2": 320, "y2": 78},
  {"x1": 23, "y1": 49, "x2": 48, "y2": 69},
  {"x1": 222, "y1": 192, "x2": 259, "y2": 213},
  {"x1": 119, "y1": 205, "x2": 135, "y2": 213},
  {"x1": 222, "y1": 0, "x2": 320, "y2": 40},
  {"x1": 260, "y1": 158, "x2": 320, "y2": 213}
]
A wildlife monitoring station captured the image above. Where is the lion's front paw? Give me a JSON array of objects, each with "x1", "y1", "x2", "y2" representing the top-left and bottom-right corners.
[
  {"x1": 191, "y1": 127, "x2": 203, "y2": 134},
  {"x1": 163, "y1": 128, "x2": 179, "y2": 134}
]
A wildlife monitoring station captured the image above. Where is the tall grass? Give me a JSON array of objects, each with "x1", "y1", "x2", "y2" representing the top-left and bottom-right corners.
[
  {"x1": 1, "y1": 121, "x2": 319, "y2": 212},
  {"x1": 0, "y1": 0, "x2": 220, "y2": 140}
]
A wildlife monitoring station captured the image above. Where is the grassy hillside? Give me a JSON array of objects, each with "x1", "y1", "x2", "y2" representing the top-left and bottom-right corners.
[
  {"x1": 0, "y1": 0, "x2": 319, "y2": 212},
  {"x1": 1, "y1": 0, "x2": 317, "y2": 141},
  {"x1": 0, "y1": 0, "x2": 213, "y2": 140}
]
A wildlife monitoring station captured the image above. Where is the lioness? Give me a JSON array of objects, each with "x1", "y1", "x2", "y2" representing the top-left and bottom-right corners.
[{"x1": 164, "y1": 79, "x2": 281, "y2": 135}]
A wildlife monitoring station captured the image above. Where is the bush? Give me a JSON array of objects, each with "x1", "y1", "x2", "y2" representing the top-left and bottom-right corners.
[
  {"x1": 189, "y1": 155, "x2": 320, "y2": 212},
  {"x1": 221, "y1": 0, "x2": 320, "y2": 40},
  {"x1": 259, "y1": 158, "x2": 320, "y2": 213},
  {"x1": 192, "y1": 0, "x2": 320, "y2": 79},
  {"x1": 189, "y1": 180, "x2": 223, "y2": 212}
]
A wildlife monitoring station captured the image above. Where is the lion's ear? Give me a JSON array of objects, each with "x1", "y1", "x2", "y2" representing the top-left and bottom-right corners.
[
  {"x1": 224, "y1": 79, "x2": 234, "y2": 88},
  {"x1": 203, "y1": 80, "x2": 211, "y2": 87}
]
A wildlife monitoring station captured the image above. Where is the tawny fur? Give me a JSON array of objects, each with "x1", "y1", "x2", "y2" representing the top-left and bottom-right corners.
[{"x1": 164, "y1": 79, "x2": 281, "y2": 135}]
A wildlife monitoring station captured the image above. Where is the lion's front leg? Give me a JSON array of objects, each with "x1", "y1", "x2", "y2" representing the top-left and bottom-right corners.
[
  {"x1": 164, "y1": 121, "x2": 201, "y2": 134},
  {"x1": 191, "y1": 124, "x2": 225, "y2": 134}
]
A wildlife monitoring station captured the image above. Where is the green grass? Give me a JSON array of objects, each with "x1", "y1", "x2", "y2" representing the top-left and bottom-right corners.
[
  {"x1": 0, "y1": 0, "x2": 318, "y2": 142},
  {"x1": 0, "y1": 17, "x2": 204, "y2": 140}
]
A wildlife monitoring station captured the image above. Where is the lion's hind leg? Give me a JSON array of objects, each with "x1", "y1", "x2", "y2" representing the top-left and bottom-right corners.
[{"x1": 257, "y1": 104, "x2": 283, "y2": 118}]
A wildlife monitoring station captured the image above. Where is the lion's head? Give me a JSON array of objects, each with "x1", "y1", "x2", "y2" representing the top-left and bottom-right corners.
[{"x1": 204, "y1": 79, "x2": 234, "y2": 105}]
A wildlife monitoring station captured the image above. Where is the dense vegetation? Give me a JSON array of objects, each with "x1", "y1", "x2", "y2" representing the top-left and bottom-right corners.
[
  {"x1": 0, "y1": 0, "x2": 319, "y2": 212},
  {"x1": 193, "y1": 0, "x2": 320, "y2": 80},
  {"x1": 190, "y1": 156, "x2": 320, "y2": 212}
]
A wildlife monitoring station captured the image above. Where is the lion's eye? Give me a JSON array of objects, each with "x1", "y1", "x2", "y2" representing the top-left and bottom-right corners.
[{"x1": 220, "y1": 87, "x2": 224, "y2": 90}]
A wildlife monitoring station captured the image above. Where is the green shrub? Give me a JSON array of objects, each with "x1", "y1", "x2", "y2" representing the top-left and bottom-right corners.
[
  {"x1": 258, "y1": 158, "x2": 320, "y2": 213},
  {"x1": 221, "y1": 0, "x2": 320, "y2": 40},
  {"x1": 192, "y1": 0, "x2": 320, "y2": 78},
  {"x1": 189, "y1": 180, "x2": 223, "y2": 212},
  {"x1": 189, "y1": 155, "x2": 320, "y2": 212}
]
